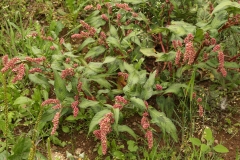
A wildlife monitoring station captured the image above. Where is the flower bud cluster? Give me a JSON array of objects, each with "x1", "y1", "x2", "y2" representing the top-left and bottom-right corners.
[
  {"x1": 61, "y1": 68, "x2": 74, "y2": 79},
  {"x1": 2, "y1": 55, "x2": 8, "y2": 66},
  {"x1": 1, "y1": 57, "x2": 20, "y2": 73},
  {"x1": 77, "y1": 81, "x2": 82, "y2": 93},
  {"x1": 141, "y1": 111, "x2": 153, "y2": 149},
  {"x1": 98, "y1": 31, "x2": 108, "y2": 48},
  {"x1": 29, "y1": 67, "x2": 43, "y2": 74},
  {"x1": 145, "y1": 130, "x2": 153, "y2": 149},
  {"x1": 115, "y1": 3, "x2": 132, "y2": 11},
  {"x1": 93, "y1": 113, "x2": 114, "y2": 155},
  {"x1": 105, "y1": 3, "x2": 112, "y2": 14},
  {"x1": 12, "y1": 63, "x2": 25, "y2": 83},
  {"x1": 141, "y1": 112, "x2": 150, "y2": 129},
  {"x1": 80, "y1": 20, "x2": 96, "y2": 36},
  {"x1": 175, "y1": 49, "x2": 182, "y2": 65},
  {"x1": 196, "y1": 97, "x2": 204, "y2": 117},
  {"x1": 101, "y1": 14, "x2": 109, "y2": 21},
  {"x1": 113, "y1": 96, "x2": 128, "y2": 110},
  {"x1": 172, "y1": 40, "x2": 182, "y2": 50},
  {"x1": 156, "y1": 84, "x2": 163, "y2": 91},
  {"x1": 118, "y1": 72, "x2": 128, "y2": 80},
  {"x1": 41, "y1": 99, "x2": 60, "y2": 107},
  {"x1": 183, "y1": 41, "x2": 196, "y2": 65},
  {"x1": 71, "y1": 100, "x2": 79, "y2": 117},
  {"x1": 51, "y1": 112, "x2": 61, "y2": 135},
  {"x1": 25, "y1": 56, "x2": 46, "y2": 64},
  {"x1": 96, "y1": 4, "x2": 101, "y2": 10},
  {"x1": 84, "y1": 5, "x2": 93, "y2": 11},
  {"x1": 213, "y1": 44, "x2": 227, "y2": 77},
  {"x1": 203, "y1": 52, "x2": 209, "y2": 62},
  {"x1": 117, "y1": 13, "x2": 122, "y2": 26}
]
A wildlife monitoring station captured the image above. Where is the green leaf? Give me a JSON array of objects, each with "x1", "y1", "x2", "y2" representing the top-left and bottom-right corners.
[
  {"x1": 211, "y1": 11, "x2": 228, "y2": 29},
  {"x1": 149, "y1": 27, "x2": 168, "y2": 34},
  {"x1": 62, "y1": 126, "x2": 70, "y2": 133},
  {"x1": 167, "y1": 21, "x2": 196, "y2": 36},
  {"x1": 50, "y1": 136, "x2": 66, "y2": 147},
  {"x1": 8, "y1": 136, "x2": 31, "y2": 160},
  {"x1": 103, "y1": 56, "x2": 116, "y2": 64},
  {"x1": 110, "y1": 25, "x2": 119, "y2": 39},
  {"x1": 213, "y1": 144, "x2": 229, "y2": 153},
  {"x1": 77, "y1": 38, "x2": 95, "y2": 51},
  {"x1": 41, "y1": 108, "x2": 57, "y2": 122},
  {"x1": 130, "y1": 97, "x2": 146, "y2": 111},
  {"x1": 189, "y1": 138, "x2": 201, "y2": 146},
  {"x1": 107, "y1": 36, "x2": 122, "y2": 49},
  {"x1": 118, "y1": 125, "x2": 137, "y2": 140},
  {"x1": 149, "y1": 108, "x2": 178, "y2": 142},
  {"x1": 141, "y1": 70, "x2": 156, "y2": 100},
  {"x1": 164, "y1": 83, "x2": 187, "y2": 96},
  {"x1": 203, "y1": 127, "x2": 213, "y2": 141},
  {"x1": 90, "y1": 78, "x2": 112, "y2": 89},
  {"x1": 31, "y1": 46, "x2": 42, "y2": 55},
  {"x1": 88, "y1": 109, "x2": 111, "y2": 134},
  {"x1": 123, "y1": 61, "x2": 135, "y2": 73},
  {"x1": 85, "y1": 16, "x2": 106, "y2": 28},
  {"x1": 53, "y1": 70, "x2": 68, "y2": 101},
  {"x1": 123, "y1": 0, "x2": 147, "y2": 4},
  {"x1": 212, "y1": 1, "x2": 240, "y2": 14},
  {"x1": 201, "y1": 144, "x2": 210, "y2": 153},
  {"x1": 113, "y1": 151, "x2": 125, "y2": 159},
  {"x1": 224, "y1": 62, "x2": 240, "y2": 68},
  {"x1": 28, "y1": 74, "x2": 50, "y2": 89},
  {"x1": 156, "y1": 51, "x2": 176, "y2": 62},
  {"x1": 113, "y1": 108, "x2": 119, "y2": 127},
  {"x1": 140, "y1": 48, "x2": 157, "y2": 57},
  {"x1": 127, "y1": 140, "x2": 138, "y2": 152},
  {"x1": 0, "y1": 151, "x2": 8, "y2": 159},
  {"x1": 79, "y1": 98, "x2": 99, "y2": 109},
  {"x1": 84, "y1": 46, "x2": 105, "y2": 59},
  {"x1": 13, "y1": 96, "x2": 34, "y2": 105},
  {"x1": 64, "y1": 52, "x2": 79, "y2": 58}
]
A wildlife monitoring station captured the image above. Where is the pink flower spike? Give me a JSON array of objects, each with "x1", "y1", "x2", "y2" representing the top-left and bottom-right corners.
[
  {"x1": 12, "y1": 63, "x2": 25, "y2": 83},
  {"x1": 1, "y1": 57, "x2": 20, "y2": 73},
  {"x1": 2, "y1": 55, "x2": 8, "y2": 66},
  {"x1": 41, "y1": 99, "x2": 60, "y2": 106},
  {"x1": 145, "y1": 130, "x2": 153, "y2": 149},
  {"x1": 101, "y1": 14, "x2": 109, "y2": 21},
  {"x1": 156, "y1": 84, "x2": 163, "y2": 91},
  {"x1": 51, "y1": 112, "x2": 61, "y2": 135},
  {"x1": 29, "y1": 67, "x2": 42, "y2": 74}
]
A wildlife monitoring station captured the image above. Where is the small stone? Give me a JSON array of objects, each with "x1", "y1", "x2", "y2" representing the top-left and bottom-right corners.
[
  {"x1": 133, "y1": 122, "x2": 137, "y2": 125},
  {"x1": 214, "y1": 140, "x2": 219, "y2": 144},
  {"x1": 75, "y1": 148, "x2": 82, "y2": 154}
]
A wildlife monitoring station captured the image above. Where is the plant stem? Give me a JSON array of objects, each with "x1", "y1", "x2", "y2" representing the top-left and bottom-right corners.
[{"x1": 2, "y1": 73, "x2": 8, "y2": 152}]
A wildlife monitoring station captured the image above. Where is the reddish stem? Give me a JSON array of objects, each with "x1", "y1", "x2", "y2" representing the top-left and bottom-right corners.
[
  {"x1": 158, "y1": 34, "x2": 166, "y2": 53},
  {"x1": 229, "y1": 53, "x2": 240, "y2": 62}
]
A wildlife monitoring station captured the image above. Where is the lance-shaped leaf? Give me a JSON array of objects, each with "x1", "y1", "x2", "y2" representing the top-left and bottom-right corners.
[
  {"x1": 141, "y1": 70, "x2": 156, "y2": 100},
  {"x1": 53, "y1": 70, "x2": 68, "y2": 101},
  {"x1": 118, "y1": 125, "x2": 137, "y2": 140},
  {"x1": 77, "y1": 38, "x2": 95, "y2": 51},
  {"x1": 149, "y1": 108, "x2": 178, "y2": 142},
  {"x1": 84, "y1": 46, "x2": 105, "y2": 59},
  {"x1": 130, "y1": 97, "x2": 146, "y2": 111}
]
